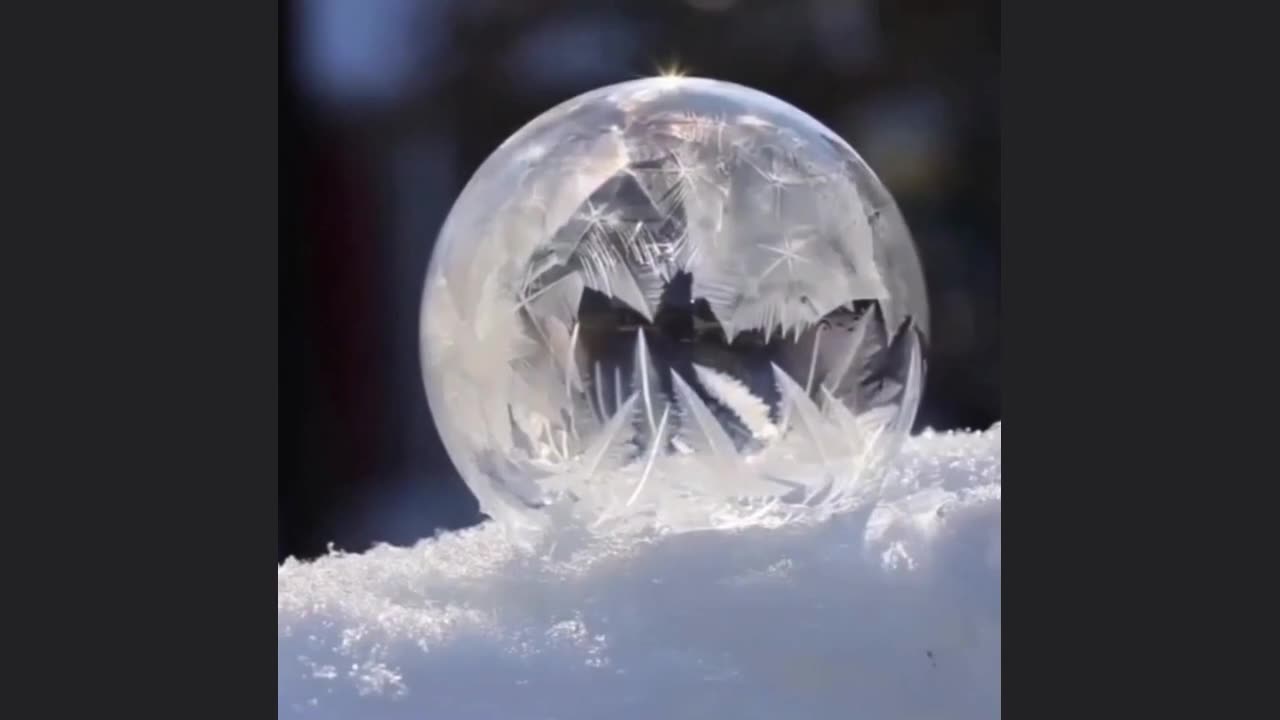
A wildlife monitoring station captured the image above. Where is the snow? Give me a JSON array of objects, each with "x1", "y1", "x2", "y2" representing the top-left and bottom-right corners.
[{"x1": 278, "y1": 424, "x2": 1000, "y2": 719}]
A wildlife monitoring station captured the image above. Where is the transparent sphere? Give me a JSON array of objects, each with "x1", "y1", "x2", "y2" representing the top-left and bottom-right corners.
[{"x1": 421, "y1": 77, "x2": 928, "y2": 535}]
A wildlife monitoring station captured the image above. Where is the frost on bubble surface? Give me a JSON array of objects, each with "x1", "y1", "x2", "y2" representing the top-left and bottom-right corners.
[{"x1": 420, "y1": 77, "x2": 930, "y2": 533}]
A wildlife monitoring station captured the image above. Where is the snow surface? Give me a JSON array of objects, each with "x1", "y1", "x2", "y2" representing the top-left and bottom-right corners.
[{"x1": 278, "y1": 425, "x2": 1000, "y2": 719}]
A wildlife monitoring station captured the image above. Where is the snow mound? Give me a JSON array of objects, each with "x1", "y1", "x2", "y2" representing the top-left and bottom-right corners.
[{"x1": 278, "y1": 425, "x2": 1000, "y2": 719}]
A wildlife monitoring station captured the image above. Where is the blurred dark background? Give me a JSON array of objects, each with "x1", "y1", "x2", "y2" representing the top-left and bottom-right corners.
[{"x1": 279, "y1": 0, "x2": 999, "y2": 562}]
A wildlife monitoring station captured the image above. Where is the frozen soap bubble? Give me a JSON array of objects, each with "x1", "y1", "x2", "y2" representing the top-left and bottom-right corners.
[{"x1": 421, "y1": 77, "x2": 928, "y2": 536}]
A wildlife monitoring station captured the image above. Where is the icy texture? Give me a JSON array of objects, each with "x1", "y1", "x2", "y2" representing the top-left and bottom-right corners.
[
  {"x1": 278, "y1": 425, "x2": 999, "y2": 719},
  {"x1": 420, "y1": 77, "x2": 930, "y2": 533}
]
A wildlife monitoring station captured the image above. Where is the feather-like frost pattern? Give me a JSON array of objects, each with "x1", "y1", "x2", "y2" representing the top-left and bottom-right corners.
[
  {"x1": 579, "y1": 391, "x2": 641, "y2": 478},
  {"x1": 670, "y1": 369, "x2": 738, "y2": 467},
  {"x1": 626, "y1": 405, "x2": 670, "y2": 507},
  {"x1": 634, "y1": 329, "x2": 662, "y2": 436},
  {"x1": 693, "y1": 364, "x2": 778, "y2": 440},
  {"x1": 772, "y1": 362, "x2": 835, "y2": 495}
]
